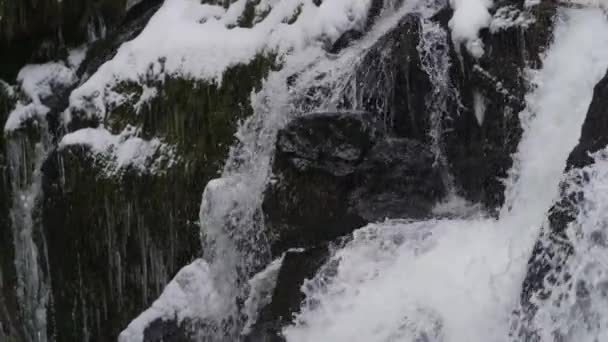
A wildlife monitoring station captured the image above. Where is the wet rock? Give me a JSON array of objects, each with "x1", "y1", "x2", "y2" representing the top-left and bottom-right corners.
[
  {"x1": 350, "y1": 137, "x2": 445, "y2": 222},
  {"x1": 346, "y1": 13, "x2": 433, "y2": 141},
  {"x1": 245, "y1": 246, "x2": 330, "y2": 342},
  {"x1": 263, "y1": 112, "x2": 445, "y2": 256},
  {"x1": 518, "y1": 70, "x2": 608, "y2": 337},
  {"x1": 443, "y1": 1, "x2": 558, "y2": 210}
]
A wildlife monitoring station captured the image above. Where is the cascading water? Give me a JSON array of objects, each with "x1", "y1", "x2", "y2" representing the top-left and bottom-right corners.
[
  {"x1": 282, "y1": 6, "x2": 608, "y2": 342},
  {"x1": 6, "y1": 128, "x2": 52, "y2": 342},
  {"x1": 72, "y1": 0, "x2": 608, "y2": 341}
]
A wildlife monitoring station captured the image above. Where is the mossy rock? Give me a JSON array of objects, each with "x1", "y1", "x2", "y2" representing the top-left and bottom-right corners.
[{"x1": 42, "y1": 53, "x2": 277, "y2": 341}]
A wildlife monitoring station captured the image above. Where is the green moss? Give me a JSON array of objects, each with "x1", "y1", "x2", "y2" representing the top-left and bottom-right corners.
[{"x1": 43, "y1": 53, "x2": 279, "y2": 341}]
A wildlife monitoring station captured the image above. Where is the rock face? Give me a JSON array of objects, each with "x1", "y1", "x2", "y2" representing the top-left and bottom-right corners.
[
  {"x1": 346, "y1": 13, "x2": 433, "y2": 141},
  {"x1": 0, "y1": 85, "x2": 23, "y2": 342},
  {"x1": 518, "y1": 70, "x2": 608, "y2": 338},
  {"x1": 263, "y1": 112, "x2": 445, "y2": 256},
  {"x1": 444, "y1": 0, "x2": 557, "y2": 209},
  {"x1": 39, "y1": 62, "x2": 275, "y2": 341}
]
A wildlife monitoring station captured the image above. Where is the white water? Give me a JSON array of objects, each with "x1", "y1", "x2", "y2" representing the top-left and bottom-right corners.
[
  {"x1": 283, "y1": 7, "x2": 608, "y2": 342},
  {"x1": 6, "y1": 130, "x2": 52, "y2": 342}
]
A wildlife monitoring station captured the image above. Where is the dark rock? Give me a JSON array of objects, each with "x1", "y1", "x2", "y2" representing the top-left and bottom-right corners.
[
  {"x1": 444, "y1": 1, "x2": 558, "y2": 210},
  {"x1": 346, "y1": 13, "x2": 433, "y2": 141},
  {"x1": 349, "y1": 138, "x2": 444, "y2": 222},
  {"x1": 263, "y1": 112, "x2": 445, "y2": 256},
  {"x1": 517, "y1": 70, "x2": 608, "y2": 337},
  {"x1": 263, "y1": 112, "x2": 376, "y2": 255},
  {"x1": 274, "y1": 111, "x2": 378, "y2": 177},
  {"x1": 567, "y1": 72, "x2": 608, "y2": 170},
  {"x1": 245, "y1": 246, "x2": 330, "y2": 342}
]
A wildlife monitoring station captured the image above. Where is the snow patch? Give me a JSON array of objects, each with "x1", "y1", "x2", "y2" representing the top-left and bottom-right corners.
[
  {"x1": 118, "y1": 259, "x2": 221, "y2": 342},
  {"x1": 67, "y1": 0, "x2": 373, "y2": 120},
  {"x1": 4, "y1": 63, "x2": 77, "y2": 132},
  {"x1": 59, "y1": 126, "x2": 177, "y2": 176},
  {"x1": 68, "y1": 46, "x2": 89, "y2": 70},
  {"x1": 449, "y1": 0, "x2": 493, "y2": 58}
]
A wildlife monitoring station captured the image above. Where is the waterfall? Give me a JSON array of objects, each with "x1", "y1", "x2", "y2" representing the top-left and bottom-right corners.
[
  {"x1": 282, "y1": 6, "x2": 608, "y2": 342},
  {"x1": 114, "y1": 1, "x2": 608, "y2": 341},
  {"x1": 6, "y1": 128, "x2": 52, "y2": 342}
]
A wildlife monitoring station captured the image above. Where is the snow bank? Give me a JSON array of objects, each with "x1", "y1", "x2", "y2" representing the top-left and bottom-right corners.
[
  {"x1": 4, "y1": 63, "x2": 77, "y2": 132},
  {"x1": 67, "y1": 0, "x2": 373, "y2": 120},
  {"x1": 59, "y1": 126, "x2": 177, "y2": 175},
  {"x1": 448, "y1": 0, "x2": 493, "y2": 58}
]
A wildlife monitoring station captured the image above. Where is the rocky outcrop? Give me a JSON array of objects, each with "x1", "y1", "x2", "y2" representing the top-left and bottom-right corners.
[
  {"x1": 343, "y1": 13, "x2": 433, "y2": 141},
  {"x1": 517, "y1": 70, "x2": 608, "y2": 338},
  {"x1": 263, "y1": 112, "x2": 445, "y2": 256},
  {"x1": 444, "y1": 0, "x2": 557, "y2": 209}
]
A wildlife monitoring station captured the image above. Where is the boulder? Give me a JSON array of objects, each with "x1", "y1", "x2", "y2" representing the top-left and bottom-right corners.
[{"x1": 263, "y1": 112, "x2": 445, "y2": 256}]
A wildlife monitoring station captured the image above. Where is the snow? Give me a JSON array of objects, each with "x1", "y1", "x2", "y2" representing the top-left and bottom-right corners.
[
  {"x1": 4, "y1": 62, "x2": 77, "y2": 132},
  {"x1": 448, "y1": 0, "x2": 493, "y2": 58},
  {"x1": 68, "y1": 46, "x2": 88, "y2": 70},
  {"x1": 67, "y1": 0, "x2": 373, "y2": 120},
  {"x1": 241, "y1": 256, "x2": 285, "y2": 335},
  {"x1": 59, "y1": 126, "x2": 177, "y2": 175},
  {"x1": 118, "y1": 259, "x2": 221, "y2": 342}
]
